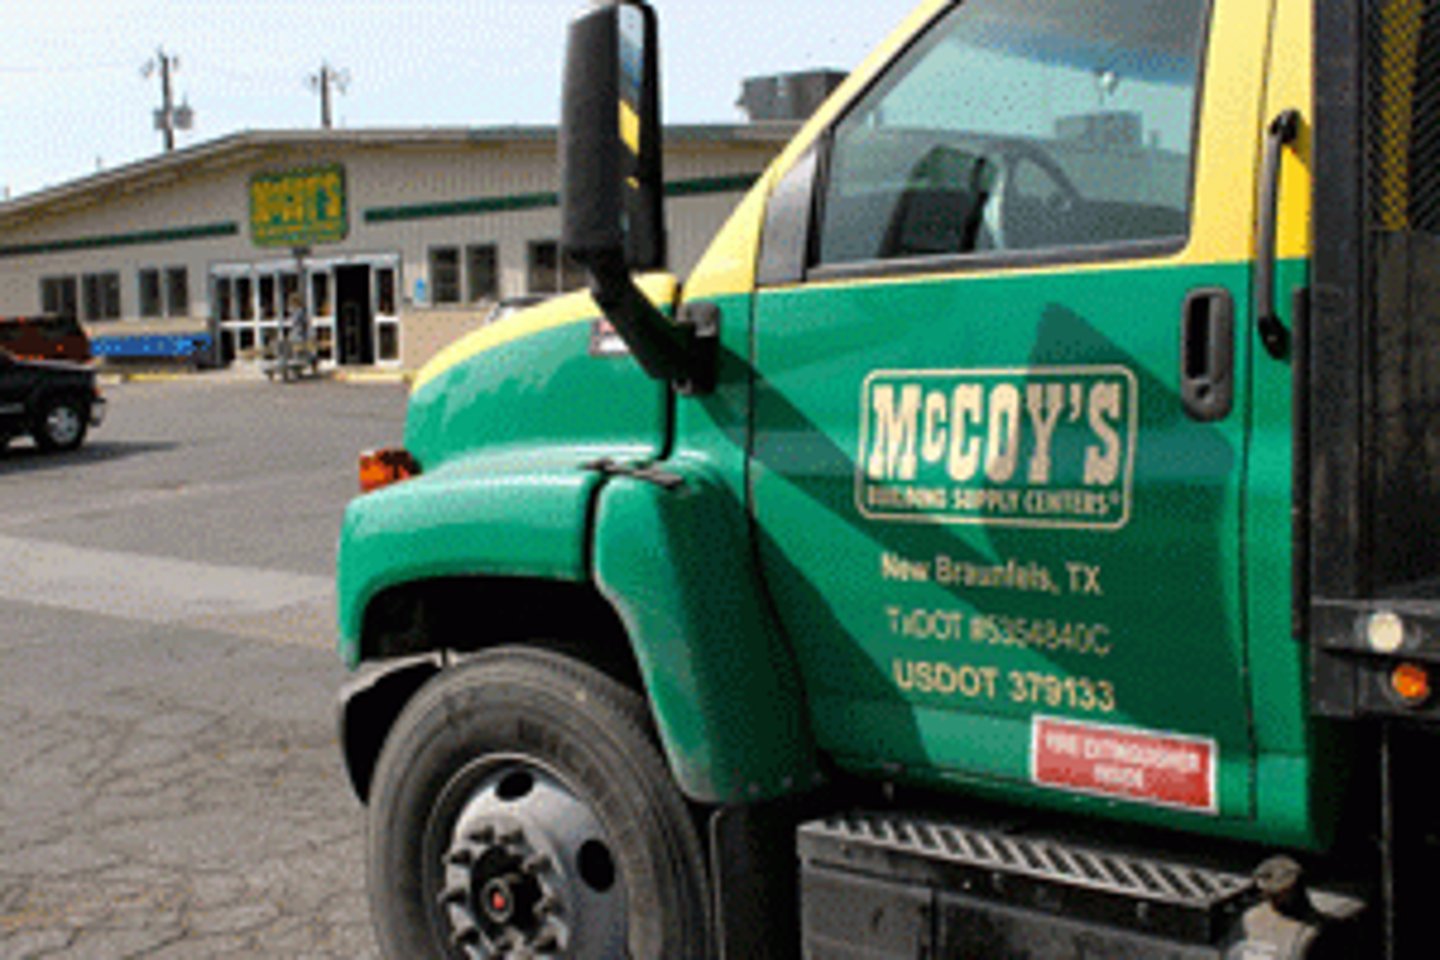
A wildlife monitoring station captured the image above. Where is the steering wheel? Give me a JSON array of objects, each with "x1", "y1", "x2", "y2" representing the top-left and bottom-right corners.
[{"x1": 981, "y1": 139, "x2": 1083, "y2": 251}]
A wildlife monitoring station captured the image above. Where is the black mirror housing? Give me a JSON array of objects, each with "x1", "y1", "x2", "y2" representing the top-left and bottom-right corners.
[
  {"x1": 561, "y1": 1, "x2": 665, "y2": 271},
  {"x1": 560, "y1": 1, "x2": 717, "y2": 394}
]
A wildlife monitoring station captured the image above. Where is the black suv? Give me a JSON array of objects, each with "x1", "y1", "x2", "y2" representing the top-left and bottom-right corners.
[{"x1": 0, "y1": 347, "x2": 106, "y2": 452}]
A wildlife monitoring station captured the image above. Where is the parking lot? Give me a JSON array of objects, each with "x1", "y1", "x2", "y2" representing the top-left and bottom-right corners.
[{"x1": 0, "y1": 375, "x2": 408, "y2": 958}]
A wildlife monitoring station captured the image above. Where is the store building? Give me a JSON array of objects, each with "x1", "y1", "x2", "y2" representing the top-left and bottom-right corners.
[{"x1": 0, "y1": 124, "x2": 792, "y2": 371}]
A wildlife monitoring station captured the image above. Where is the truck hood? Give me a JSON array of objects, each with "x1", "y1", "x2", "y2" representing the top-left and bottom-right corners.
[{"x1": 403, "y1": 277, "x2": 678, "y2": 471}]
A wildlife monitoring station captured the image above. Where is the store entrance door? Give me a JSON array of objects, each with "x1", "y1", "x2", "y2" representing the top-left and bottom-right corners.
[{"x1": 335, "y1": 265, "x2": 374, "y2": 366}]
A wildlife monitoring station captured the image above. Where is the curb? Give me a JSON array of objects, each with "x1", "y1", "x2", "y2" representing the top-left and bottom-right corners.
[
  {"x1": 98, "y1": 368, "x2": 415, "y2": 386},
  {"x1": 114, "y1": 371, "x2": 203, "y2": 384},
  {"x1": 330, "y1": 369, "x2": 415, "y2": 386},
  {"x1": 98, "y1": 370, "x2": 259, "y2": 385}
]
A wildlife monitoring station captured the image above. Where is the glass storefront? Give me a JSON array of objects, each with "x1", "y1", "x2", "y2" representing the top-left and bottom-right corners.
[{"x1": 211, "y1": 254, "x2": 401, "y2": 368}]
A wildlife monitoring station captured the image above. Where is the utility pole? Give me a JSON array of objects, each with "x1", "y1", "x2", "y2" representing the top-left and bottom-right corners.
[
  {"x1": 308, "y1": 63, "x2": 350, "y2": 129},
  {"x1": 142, "y1": 48, "x2": 192, "y2": 152}
]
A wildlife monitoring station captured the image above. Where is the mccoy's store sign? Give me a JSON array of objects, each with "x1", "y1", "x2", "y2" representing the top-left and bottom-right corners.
[{"x1": 249, "y1": 164, "x2": 348, "y2": 247}]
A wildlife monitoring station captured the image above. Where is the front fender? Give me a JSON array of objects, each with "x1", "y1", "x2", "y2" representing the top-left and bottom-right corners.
[
  {"x1": 593, "y1": 458, "x2": 822, "y2": 804},
  {"x1": 337, "y1": 449, "x2": 603, "y2": 668},
  {"x1": 337, "y1": 654, "x2": 442, "y2": 802}
]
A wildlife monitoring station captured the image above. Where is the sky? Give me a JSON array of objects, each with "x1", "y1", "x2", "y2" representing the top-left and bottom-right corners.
[{"x1": 0, "y1": 1, "x2": 919, "y2": 201}]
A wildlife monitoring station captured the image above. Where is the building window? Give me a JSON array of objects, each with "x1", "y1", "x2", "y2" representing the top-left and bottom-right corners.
[
  {"x1": 312, "y1": 273, "x2": 332, "y2": 316},
  {"x1": 141, "y1": 266, "x2": 190, "y2": 318},
  {"x1": 466, "y1": 244, "x2": 498, "y2": 303},
  {"x1": 216, "y1": 278, "x2": 234, "y2": 321},
  {"x1": 166, "y1": 267, "x2": 190, "y2": 317},
  {"x1": 236, "y1": 277, "x2": 254, "y2": 320},
  {"x1": 82, "y1": 272, "x2": 121, "y2": 322},
  {"x1": 139, "y1": 269, "x2": 163, "y2": 318},
  {"x1": 377, "y1": 324, "x2": 399, "y2": 362},
  {"x1": 429, "y1": 247, "x2": 461, "y2": 304},
  {"x1": 40, "y1": 276, "x2": 78, "y2": 319},
  {"x1": 527, "y1": 241, "x2": 586, "y2": 294},
  {"x1": 377, "y1": 267, "x2": 397, "y2": 316},
  {"x1": 280, "y1": 273, "x2": 299, "y2": 314},
  {"x1": 258, "y1": 275, "x2": 277, "y2": 320}
]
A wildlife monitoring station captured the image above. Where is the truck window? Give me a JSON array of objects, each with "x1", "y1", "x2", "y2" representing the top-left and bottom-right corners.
[{"x1": 817, "y1": 0, "x2": 1208, "y2": 266}]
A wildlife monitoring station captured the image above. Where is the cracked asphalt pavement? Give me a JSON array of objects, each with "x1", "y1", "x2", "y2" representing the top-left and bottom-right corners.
[{"x1": 0, "y1": 376, "x2": 409, "y2": 958}]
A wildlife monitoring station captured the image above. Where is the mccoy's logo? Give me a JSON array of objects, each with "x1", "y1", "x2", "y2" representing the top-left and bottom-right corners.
[{"x1": 856, "y1": 366, "x2": 1138, "y2": 530}]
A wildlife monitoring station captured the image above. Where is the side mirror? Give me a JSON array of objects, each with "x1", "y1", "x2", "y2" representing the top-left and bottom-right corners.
[
  {"x1": 561, "y1": 0, "x2": 665, "y2": 271},
  {"x1": 561, "y1": 1, "x2": 716, "y2": 393}
]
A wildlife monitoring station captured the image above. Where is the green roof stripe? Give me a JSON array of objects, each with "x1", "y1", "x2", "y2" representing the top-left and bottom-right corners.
[
  {"x1": 663, "y1": 174, "x2": 762, "y2": 197},
  {"x1": 366, "y1": 191, "x2": 559, "y2": 224},
  {"x1": 364, "y1": 173, "x2": 760, "y2": 225},
  {"x1": 0, "y1": 222, "x2": 239, "y2": 260},
  {"x1": 0, "y1": 172, "x2": 762, "y2": 258}
]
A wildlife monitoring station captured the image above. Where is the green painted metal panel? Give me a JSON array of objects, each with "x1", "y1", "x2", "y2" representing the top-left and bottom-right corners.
[
  {"x1": 1243, "y1": 256, "x2": 1347, "y2": 847},
  {"x1": 339, "y1": 302, "x2": 669, "y2": 668},
  {"x1": 336, "y1": 449, "x2": 602, "y2": 668},
  {"x1": 404, "y1": 316, "x2": 668, "y2": 472},
  {"x1": 742, "y1": 260, "x2": 1316, "y2": 848},
  {"x1": 592, "y1": 457, "x2": 823, "y2": 803}
]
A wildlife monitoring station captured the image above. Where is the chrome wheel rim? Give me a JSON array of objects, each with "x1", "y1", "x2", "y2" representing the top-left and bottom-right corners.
[
  {"x1": 45, "y1": 404, "x2": 82, "y2": 447},
  {"x1": 434, "y1": 759, "x2": 627, "y2": 958}
]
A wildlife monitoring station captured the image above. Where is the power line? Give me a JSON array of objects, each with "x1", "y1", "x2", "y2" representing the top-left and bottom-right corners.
[{"x1": 0, "y1": 61, "x2": 133, "y2": 75}]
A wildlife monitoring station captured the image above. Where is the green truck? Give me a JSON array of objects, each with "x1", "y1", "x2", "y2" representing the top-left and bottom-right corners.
[{"x1": 334, "y1": 0, "x2": 1440, "y2": 955}]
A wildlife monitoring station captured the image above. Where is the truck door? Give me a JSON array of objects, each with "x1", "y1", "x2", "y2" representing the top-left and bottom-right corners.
[{"x1": 751, "y1": 0, "x2": 1272, "y2": 823}]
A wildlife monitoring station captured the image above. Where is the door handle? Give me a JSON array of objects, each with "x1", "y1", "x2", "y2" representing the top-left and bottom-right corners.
[
  {"x1": 1181, "y1": 288, "x2": 1235, "y2": 422},
  {"x1": 1256, "y1": 110, "x2": 1301, "y2": 359}
]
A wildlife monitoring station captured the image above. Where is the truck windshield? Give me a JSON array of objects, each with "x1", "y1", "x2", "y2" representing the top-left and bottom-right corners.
[{"x1": 818, "y1": 0, "x2": 1209, "y2": 264}]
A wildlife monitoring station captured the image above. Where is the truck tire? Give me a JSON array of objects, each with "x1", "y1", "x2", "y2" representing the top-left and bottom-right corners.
[
  {"x1": 32, "y1": 394, "x2": 87, "y2": 452},
  {"x1": 366, "y1": 646, "x2": 711, "y2": 959}
]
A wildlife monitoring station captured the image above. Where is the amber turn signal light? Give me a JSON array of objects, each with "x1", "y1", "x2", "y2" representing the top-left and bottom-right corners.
[
  {"x1": 359, "y1": 448, "x2": 421, "y2": 493},
  {"x1": 1389, "y1": 663, "x2": 1432, "y2": 707}
]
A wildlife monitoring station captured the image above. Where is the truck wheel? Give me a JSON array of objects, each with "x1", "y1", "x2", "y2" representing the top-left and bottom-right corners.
[
  {"x1": 32, "y1": 395, "x2": 87, "y2": 451},
  {"x1": 366, "y1": 647, "x2": 711, "y2": 959}
]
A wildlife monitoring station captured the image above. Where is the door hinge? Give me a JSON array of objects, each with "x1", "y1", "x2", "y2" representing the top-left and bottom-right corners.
[{"x1": 584, "y1": 457, "x2": 686, "y2": 490}]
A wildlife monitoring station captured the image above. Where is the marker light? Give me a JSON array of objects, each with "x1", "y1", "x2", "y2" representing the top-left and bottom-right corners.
[
  {"x1": 1366, "y1": 611, "x2": 1407, "y2": 654},
  {"x1": 359, "y1": 448, "x2": 421, "y2": 493},
  {"x1": 1390, "y1": 664, "x2": 1432, "y2": 707}
]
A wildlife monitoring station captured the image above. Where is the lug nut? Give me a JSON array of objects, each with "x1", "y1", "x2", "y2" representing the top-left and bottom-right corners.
[
  {"x1": 437, "y1": 884, "x2": 468, "y2": 908},
  {"x1": 534, "y1": 892, "x2": 561, "y2": 918},
  {"x1": 450, "y1": 921, "x2": 481, "y2": 948}
]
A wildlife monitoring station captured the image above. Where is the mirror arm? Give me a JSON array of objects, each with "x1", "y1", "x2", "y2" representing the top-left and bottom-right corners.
[
  {"x1": 561, "y1": 1, "x2": 715, "y2": 393},
  {"x1": 583, "y1": 250, "x2": 708, "y2": 390}
]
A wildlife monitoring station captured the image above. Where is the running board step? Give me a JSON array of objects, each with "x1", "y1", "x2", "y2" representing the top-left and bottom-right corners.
[{"x1": 799, "y1": 812, "x2": 1255, "y2": 953}]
